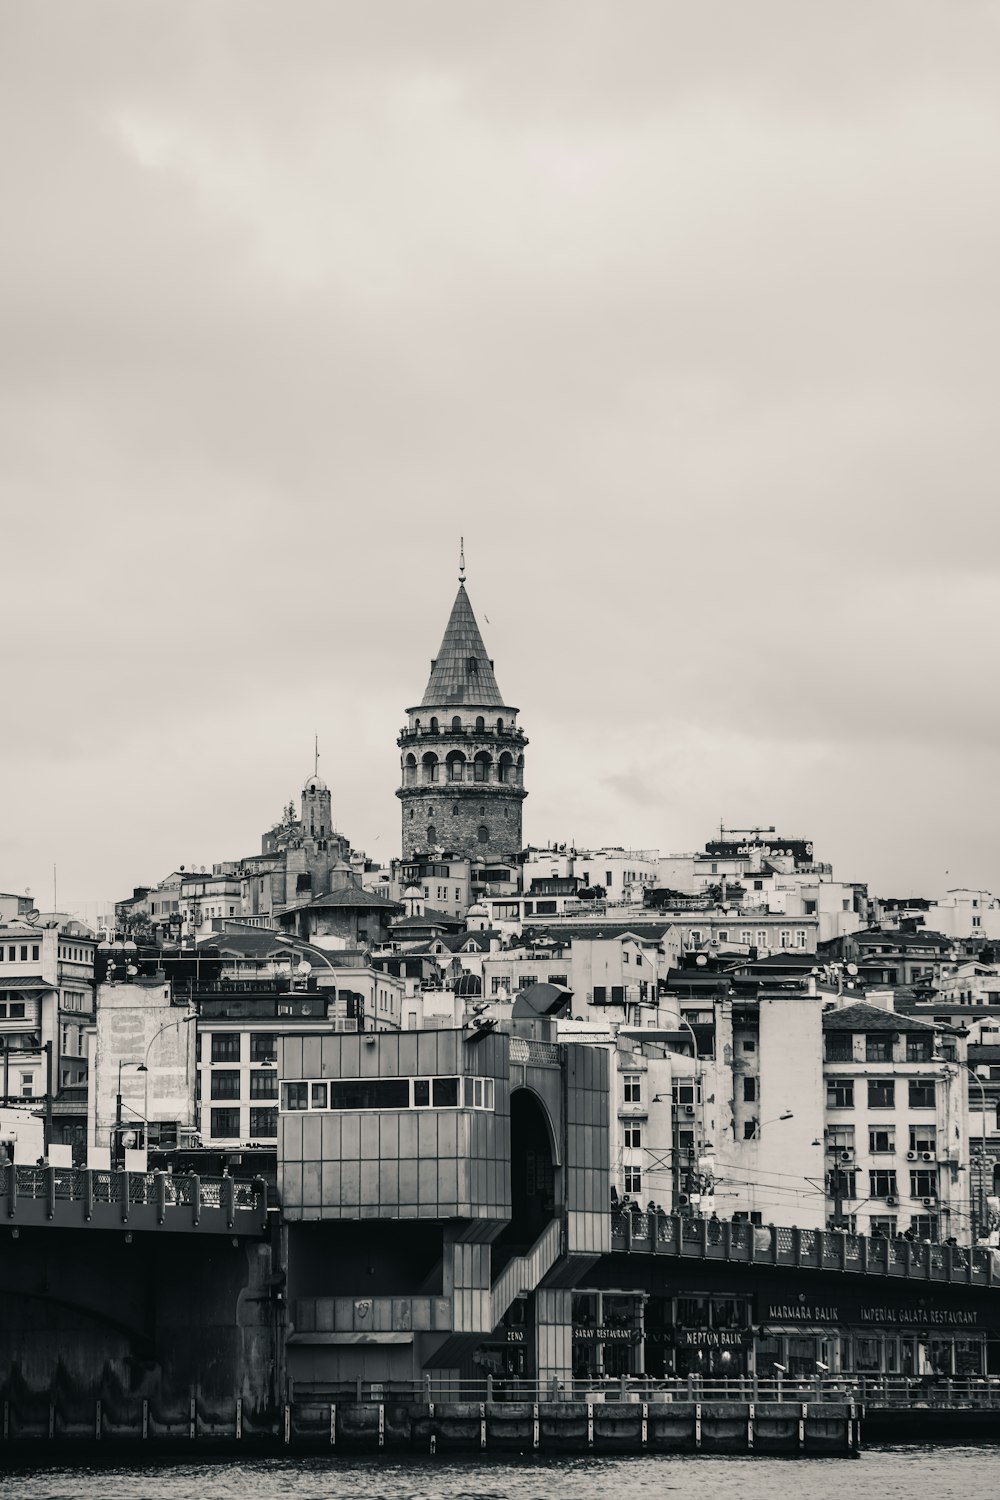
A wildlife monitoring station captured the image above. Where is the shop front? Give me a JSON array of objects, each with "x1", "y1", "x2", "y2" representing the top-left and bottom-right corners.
[
  {"x1": 471, "y1": 1295, "x2": 533, "y2": 1385},
  {"x1": 757, "y1": 1293, "x2": 991, "y2": 1377},
  {"x1": 571, "y1": 1291, "x2": 644, "y2": 1380},
  {"x1": 646, "y1": 1293, "x2": 753, "y2": 1378}
]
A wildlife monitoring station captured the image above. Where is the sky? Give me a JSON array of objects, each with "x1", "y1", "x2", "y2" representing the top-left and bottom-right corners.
[{"x1": 2, "y1": 1, "x2": 1000, "y2": 921}]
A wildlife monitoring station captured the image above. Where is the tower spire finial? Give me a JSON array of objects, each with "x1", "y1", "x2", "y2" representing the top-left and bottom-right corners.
[
  {"x1": 314, "y1": 733, "x2": 319, "y2": 777},
  {"x1": 458, "y1": 536, "x2": 466, "y2": 585}
]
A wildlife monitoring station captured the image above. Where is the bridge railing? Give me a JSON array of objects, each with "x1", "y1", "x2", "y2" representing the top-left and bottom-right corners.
[
  {"x1": 611, "y1": 1208, "x2": 1000, "y2": 1287},
  {"x1": 0, "y1": 1165, "x2": 267, "y2": 1234},
  {"x1": 286, "y1": 1372, "x2": 1000, "y2": 1407}
]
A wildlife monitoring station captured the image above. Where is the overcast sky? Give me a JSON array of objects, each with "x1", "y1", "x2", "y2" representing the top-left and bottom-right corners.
[{"x1": 2, "y1": 2, "x2": 999, "y2": 920}]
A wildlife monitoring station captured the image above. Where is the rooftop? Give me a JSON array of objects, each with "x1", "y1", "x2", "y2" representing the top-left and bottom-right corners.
[{"x1": 417, "y1": 583, "x2": 508, "y2": 709}]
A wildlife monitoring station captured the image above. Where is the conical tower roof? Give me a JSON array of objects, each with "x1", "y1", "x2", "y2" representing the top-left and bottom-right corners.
[{"x1": 419, "y1": 583, "x2": 506, "y2": 708}]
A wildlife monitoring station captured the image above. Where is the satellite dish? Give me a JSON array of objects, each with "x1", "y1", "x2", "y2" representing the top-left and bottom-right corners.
[
  {"x1": 25, "y1": 909, "x2": 40, "y2": 925},
  {"x1": 296, "y1": 961, "x2": 312, "y2": 976},
  {"x1": 846, "y1": 963, "x2": 859, "y2": 976},
  {"x1": 695, "y1": 954, "x2": 708, "y2": 967}
]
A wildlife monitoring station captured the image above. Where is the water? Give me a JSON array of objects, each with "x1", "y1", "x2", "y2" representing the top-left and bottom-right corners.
[{"x1": 0, "y1": 1449, "x2": 995, "y2": 1500}]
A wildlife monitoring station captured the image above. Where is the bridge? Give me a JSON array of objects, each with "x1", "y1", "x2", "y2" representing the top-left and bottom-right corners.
[
  {"x1": 611, "y1": 1207, "x2": 1000, "y2": 1289},
  {"x1": 0, "y1": 1164, "x2": 268, "y2": 1235}
]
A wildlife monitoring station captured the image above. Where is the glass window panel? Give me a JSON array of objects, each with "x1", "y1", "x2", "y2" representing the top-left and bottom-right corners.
[
  {"x1": 432, "y1": 1077, "x2": 459, "y2": 1107},
  {"x1": 311, "y1": 1082, "x2": 328, "y2": 1109}
]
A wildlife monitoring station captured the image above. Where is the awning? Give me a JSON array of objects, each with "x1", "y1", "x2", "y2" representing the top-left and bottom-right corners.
[
  {"x1": 0, "y1": 977, "x2": 56, "y2": 992},
  {"x1": 286, "y1": 1332, "x2": 413, "y2": 1346},
  {"x1": 761, "y1": 1325, "x2": 839, "y2": 1337}
]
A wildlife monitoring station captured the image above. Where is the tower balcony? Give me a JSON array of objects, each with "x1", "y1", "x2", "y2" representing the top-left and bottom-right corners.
[{"x1": 398, "y1": 724, "x2": 527, "y2": 748}]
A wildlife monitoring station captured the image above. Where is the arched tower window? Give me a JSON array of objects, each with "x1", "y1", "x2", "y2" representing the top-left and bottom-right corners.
[
  {"x1": 430, "y1": 716, "x2": 439, "y2": 733},
  {"x1": 496, "y1": 718, "x2": 504, "y2": 734},
  {"x1": 516, "y1": 753, "x2": 524, "y2": 786},
  {"x1": 475, "y1": 716, "x2": 485, "y2": 733},
  {"x1": 498, "y1": 751, "x2": 514, "y2": 784},
  {"x1": 422, "y1": 751, "x2": 439, "y2": 783},
  {"x1": 404, "y1": 752, "x2": 417, "y2": 787},
  {"x1": 446, "y1": 750, "x2": 466, "y2": 782},
  {"x1": 478, "y1": 824, "x2": 490, "y2": 844},
  {"x1": 474, "y1": 750, "x2": 492, "y2": 783},
  {"x1": 451, "y1": 715, "x2": 462, "y2": 732},
  {"x1": 427, "y1": 825, "x2": 438, "y2": 845}
]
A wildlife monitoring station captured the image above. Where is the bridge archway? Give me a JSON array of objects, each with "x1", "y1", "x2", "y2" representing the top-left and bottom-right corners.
[{"x1": 504, "y1": 1086, "x2": 560, "y2": 1250}]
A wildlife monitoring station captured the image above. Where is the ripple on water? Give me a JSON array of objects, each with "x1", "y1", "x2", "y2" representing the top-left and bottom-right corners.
[{"x1": 0, "y1": 1448, "x2": 997, "y2": 1500}]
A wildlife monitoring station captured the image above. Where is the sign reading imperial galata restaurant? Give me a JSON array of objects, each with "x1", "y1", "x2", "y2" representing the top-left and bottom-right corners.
[{"x1": 766, "y1": 1302, "x2": 982, "y2": 1327}]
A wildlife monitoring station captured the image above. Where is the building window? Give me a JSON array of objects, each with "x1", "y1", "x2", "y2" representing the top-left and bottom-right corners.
[
  {"x1": 827, "y1": 1125, "x2": 855, "y2": 1151},
  {"x1": 623, "y1": 1073, "x2": 641, "y2": 1104},
  {"x1": 909, "y1": 1127, "x2": 936, "y2": 1155},
  {"x1": 743, "y1": 1076, "x2": 757, "y2": 1102},
  {"x1": 825, "y1": 1034, "x2": 853, "y2": 1062},
  {"x1": 249, "y1": 1070, "x2": 278, "y2": 1099},
  {"x1": 868, "y1": 1216, "x2": 897, "y2": 1239},
  {"x1": 249, "y1": 1108, "x2": 278, "y2": 1139},
  {"x1": 283, "y1": 1082, "x2": 308, "y2": 1111},
  {"x1": 743, "y1": 1121, "x2": 757, "y2": 1139},
  {"x1": 909, "y1": 1214, "x2": 937, "y2": 1241},
  {"x1": 624, "y1": 1124, "x2": 642, "y2": 1149},
  {"x1": 868, "y1": 1080, "x2": 895, "y2": 1109},
  {"x1": 742, "y1": 1039, "x2": 756, "y2": 1053},
  {"x1": 210, "y1": 1108, "x2": 241, "y2": 1139},
  {"x1": 909, "y1": 1170, "x2": 937, "y2": 1198},
  {"x1": 909, "y1": 1080, "x2": 936, "y2": 1109},
  {"x1": 211, "y1": 1034, "x2": 241, "y2": 1063},
  {"x1": 869, "y1": 1127, "x2": 895, "y2": 1154},
  {"x1": 249, "y1": 1034, "x2": 277, "y2": 1063},
  {"x1": 593, "y1": 986, "x2": 606, "y2": 1003},
  {"x1": 20, "y1": 1072, "x2": 33, "y2": 1097},
  {"x1": 624, "y1": 1166, "x2": 641, "y2": 1195},
  {"x1": 827, "y1": 1080, "x2": 854, "y2": 1109},
  {"x1": 869, "y1": 1169, "x2": 898, "y2": 1198},
  {"x1": 905, "y1": 1036, "x2": 933, "y2": 1062},
  {"x1": 211, "y1": 1070, "x2": 241, "y2": 1100},
  {"x1": 795, "y1": 931, "x2": 807, "y2": 948},
  {"x1": 865, "y1": 1034, "x2": 893, "y2": 1062}
]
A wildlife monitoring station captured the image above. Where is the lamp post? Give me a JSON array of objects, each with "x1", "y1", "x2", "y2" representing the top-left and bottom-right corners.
[
  {"x1": 752, "y1": 1110, "x2": 794, "y2": 1139},
  {"x1": 962, "y1": 1062, "x2": 989, "y2": 1243},
  {"x1": 136, "y1": 1014, "x2": 197, "y2": 1144}
]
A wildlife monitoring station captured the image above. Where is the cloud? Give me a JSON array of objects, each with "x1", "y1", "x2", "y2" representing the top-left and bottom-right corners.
[{"x1": 0, "y1": 2, "x2": 998, "y2": 912}]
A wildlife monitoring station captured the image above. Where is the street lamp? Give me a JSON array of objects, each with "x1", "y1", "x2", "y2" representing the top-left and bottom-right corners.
[
  {"x1": 751, "y1": 1111, "x2": 794, "y2": 1139},
  {"x1": 960, "y1": 1062, "x2": 990, "y2": 1242},
  {"x1": 135, "y1": 1014, "x2": 197, "y2": 1148}
]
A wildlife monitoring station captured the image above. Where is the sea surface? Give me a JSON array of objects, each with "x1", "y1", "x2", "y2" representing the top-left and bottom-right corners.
[{"x1": 0, "y1": 1448, "x2": 996, "y2": 1500}]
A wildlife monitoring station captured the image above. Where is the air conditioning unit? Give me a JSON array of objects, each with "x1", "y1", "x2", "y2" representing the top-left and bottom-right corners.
[
  {"x1": 906, "y1": 1151, "x2": 917, "y2": 1161},
  {"x1": 886, "y1": 1196, "x2": 899, "y2": 1206},
  {"x1": 685, "y1": 1105, "x2": 696, "y2": 1116},
  {"x1": 922, "y1": 1196, "x2": 936, "y2": 1207},
  {"x1": 839, "y1": 1150, "x2": 854, "y2": 1163},
  {"x1": 921, "y1": 1151, "x2": 934, "y2": 1162}
]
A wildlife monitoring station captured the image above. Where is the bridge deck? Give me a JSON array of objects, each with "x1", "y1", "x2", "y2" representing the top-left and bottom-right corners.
[
  {"x1": 611, "y1": 1209, "x2": 1000, "y2": 1289},
  {"x1": 0, "y1": 1165, "x2": 268, "y2": 1235}
]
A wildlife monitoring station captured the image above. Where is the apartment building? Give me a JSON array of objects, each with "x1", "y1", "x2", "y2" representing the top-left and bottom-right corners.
[{"x1": 822, "y1": 1002, "x2": 969, "y2": 1241}]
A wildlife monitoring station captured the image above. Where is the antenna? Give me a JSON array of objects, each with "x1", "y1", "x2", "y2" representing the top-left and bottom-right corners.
[
  {"x1": 458, "y1": 536, "x2": 466, "y2": 584},
  {"x1": 314, "y1": 733, "x2": 319, "y2": 778}
]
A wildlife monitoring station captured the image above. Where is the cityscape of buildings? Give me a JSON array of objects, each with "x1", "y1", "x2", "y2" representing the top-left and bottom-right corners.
[{"x1": 2, "y1": 560, "x2": 999, "y2": 1390}]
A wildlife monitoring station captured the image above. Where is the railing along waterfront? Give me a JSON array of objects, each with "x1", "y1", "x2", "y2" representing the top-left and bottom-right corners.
[
  {"x1": 0, "y1": 1164, "x2": 267, "y2": 1234},
  {"x1": 611, "y1": 1207, "x2": 1000, "y2": 1287},
  {"x1": 286, "y1": 1372, "x2": 1000, "y2": 1408}
]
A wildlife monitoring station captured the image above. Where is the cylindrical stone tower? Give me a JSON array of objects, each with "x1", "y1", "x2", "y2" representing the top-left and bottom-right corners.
[{"x1": 397, "y1": 561, "x2": 527, "y2": 862}]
